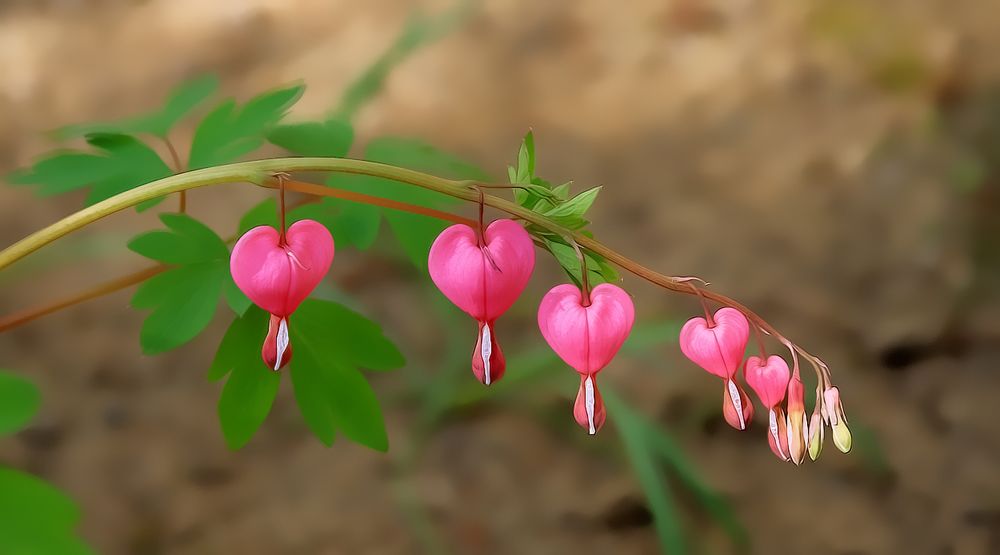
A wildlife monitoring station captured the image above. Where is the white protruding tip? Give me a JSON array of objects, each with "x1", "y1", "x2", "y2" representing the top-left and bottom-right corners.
[
  {"x1": 584, "y1": 375, "x2": 596, "y2": 435},
  {"x1": 769, "y1": 408, "x2": 786, "y2": 460},
  {"x1": 275, "y1": 317, "x2": 289, "y2": 371},
  {"x1": 727, "y1": 379, "x2": 745, "y2": 430},
  {"x1": 481, "y1": 323, "x2": 492, "y2": 385}
]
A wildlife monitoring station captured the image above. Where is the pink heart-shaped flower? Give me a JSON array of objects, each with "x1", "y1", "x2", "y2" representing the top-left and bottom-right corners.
[
  {"x1": 537, "y1": 283, "x2": 635, "y2": 375},
  {"x1": 428, "y1": 219, "x2": 535, "y2": 322},
  {"x1": 230, "y1": 220, "x2": 335, "y2": 317},
  {"x1": 744, "y1": 355, "x2": 790, "y2": 409},
  {"x1": 679, "y1": 307, "x2": 749, "y2": 380},
  {"x1": 428, "y1": 219, "x2": 535, "y2": 386}
]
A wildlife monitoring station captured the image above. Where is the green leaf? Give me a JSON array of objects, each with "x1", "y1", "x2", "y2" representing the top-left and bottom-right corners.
[
  {"x1": 132, "y1": 262, "x2": 225, "y2": 354},
  {"x1": 328, "y1": 200, "x2": 381, "y2": 250},
  {"x1": 83, "y1": 133, "x2": 174, "y2": 206},
  {"x1": 128, "y1": 213, "x2": 228, "y2": 264},
  {"x1": 0, "y1": 371, "x2": 41, "y2": 436},
  {"x1": 288, "y1": 299, "x2": 397, "y2": 450},
  {"x1": 216, "y1": 307, "x2": 281, "y2": 450},
  {"x1": 295, "y1": 300, "x2": 405, "y2": 371},
  {"x1": 7, "y1": 152, "x2": 116, "y2": 196},
  {"x1": 188, "y1": 84, "x2": 304, "y2": 169},
  {"x1": 54, "y1": 74, "x2": 219, "y2": 139},
  {"x1": 542, "y1": 186, "x2": 601, "y2": 230},
  {"x1": 208, "y1": 308, "x2": 267, "y2": 381},
  {"x1": 0, "y1": 468, "x2": 92, "y2": 555},
  {"x1": 9, "y1": 133, "x2": 172, "y2": 208},
  {"x1": 289, "y1": 346, "x2": 337, "y2": 446},
  {"x1": 267, "y1": 120, "x2": 353, "y2": 157},
  {"x1": 325, "y1": 362, "x2": 389, "y2": 451},
  {"x1": 543, "y1": 237, "x2": 619, "y2": 286},
  {"x1": 604, "y1": 388, "x2": 686, "y2": 554}
]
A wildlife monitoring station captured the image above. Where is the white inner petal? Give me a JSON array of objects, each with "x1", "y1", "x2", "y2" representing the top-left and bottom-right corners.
[
  {"x1": 481, "y1": 323, "x2": 492, "y2": 385},
  {"x1": 769, "y1": 409, "x2": 786, "y2": 459},
  {"x1": 727, "y1": 379, "x2": 745, "y2": 430},
  {"x1": 275, "y1": 317, "x2": 289, "y2": 371},
  {"x1": 584, "y1": 375, "x2": 596, "y2": 435}
]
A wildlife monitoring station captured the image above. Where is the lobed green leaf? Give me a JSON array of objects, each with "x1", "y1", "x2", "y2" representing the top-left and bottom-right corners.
[{"x1": 188, "y1": 84, "x2": 304, "y2": 169}]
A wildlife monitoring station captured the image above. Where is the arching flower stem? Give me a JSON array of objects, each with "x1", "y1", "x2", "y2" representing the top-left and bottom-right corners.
[{"x1": 0, "y1": 156, "x2": 830, "y2": 384}]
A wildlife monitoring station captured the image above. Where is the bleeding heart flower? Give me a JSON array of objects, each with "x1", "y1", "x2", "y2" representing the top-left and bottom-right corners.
[
  {"x1": 745, "y1": 355, "x2": 791, "y2": 461},
  {"x1": 230, "y1": 219, "x2": 334, "y2": 370},
  {"x1": 680, "y1": 307, "x2": 754, "y2": 430},
  {"x1": 428, "y1": 219, "x2": 535, "y2": 385},
  {"x1": 537, "y1": 283, "x2": 635, "y2": 434}
]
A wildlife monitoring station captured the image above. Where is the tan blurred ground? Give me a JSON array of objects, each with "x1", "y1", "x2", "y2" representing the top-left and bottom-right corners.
[{"x1": 2, "y1": 0, "x2": 1000, "y2": 553}]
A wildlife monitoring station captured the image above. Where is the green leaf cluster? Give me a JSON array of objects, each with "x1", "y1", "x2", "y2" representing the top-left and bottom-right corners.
[
  {"x1": 129, "y1": 213, "x2": 250, "y2": 354},
  {"x1": 0, "y1": 371, "x2": 92, "y2": 554},
  {"x1": 209, "y1": 300, "x2": 404, "y2": 450},
  {"x1": 507, "y1": 132, "x2": 618, "y2": 286}
]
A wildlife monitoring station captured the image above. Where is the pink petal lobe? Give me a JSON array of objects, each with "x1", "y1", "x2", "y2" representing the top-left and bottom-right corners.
[
  {"x1": 537, "y1": 283, "x2": 635, "y2": 374},
  {"x1": 744, "y1": 355, "x2": 791, "y2": 408},
  {"x1": 427, "y1": 219, "x2": 535, "y2": 321},
  {"x1": 230, "y1": 220, "x2": 334, "y2": 316},
  {"x1": 679, "y1": 307, "x2": 749, "y2": 379}
]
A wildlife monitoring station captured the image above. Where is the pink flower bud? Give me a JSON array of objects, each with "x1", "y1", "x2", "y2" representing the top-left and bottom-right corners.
[
  {"x1": 230, "y1": 220, "x2": 335, "y2": 371},
  {"x1": 538, "y1": 283, "x2": 635, "y2": 434},
  {"x1": 744, "y1": 355, "x2": 790, "y2": 408},
  {"x1": 807, "y1": 405, "x2": 824, "y2": 461},
  {"x1": 429, "y1": 219, "x2": 535, "y2": 386},
  {"x1": 573, "y1": 374, "x2": 607, "y2": 435},
  {"x1": 679, "y1": 308, "x2": 749, "y2": 380},
  {"x1": 722, "y1": 379, "x2": 754, "y2": 431},
  {"x1": 785, "y1": 374, "x2": 807, "y2": 465}
]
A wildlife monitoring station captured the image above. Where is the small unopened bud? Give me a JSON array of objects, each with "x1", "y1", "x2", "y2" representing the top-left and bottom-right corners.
[
  {"x1": 722, "y1": 379, "x2": 754, "y2": 431},
  {"x1": 807, "y1": 407, "x2": 824, "y2": 461},
  {"x1": 574, "y1": 374, "x2": 606, "y2": 435},
  {"x1": 824, "y1": 386, "x2": 852, "y2": 453},
  {"x1": 785, "y1": 374, "x2": 807, "y2": 465}
]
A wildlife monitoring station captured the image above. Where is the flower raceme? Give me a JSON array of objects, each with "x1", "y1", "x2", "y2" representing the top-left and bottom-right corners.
[
  {"x1": 680, "y1": 307, "x2": 853, "y2": 463},
  {"x1": 230, "y1": 219, "x2": 335, "y2": 370},
  {"x1": 537, "y1": 283, "x2": 635, "y2": 435},
  {"x1": 428, "y1": 219, "x2": 535, "y2": 385}
]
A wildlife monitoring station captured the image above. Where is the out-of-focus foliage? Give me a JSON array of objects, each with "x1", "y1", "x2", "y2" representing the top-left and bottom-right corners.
[{"x1": 0, "y1": 371, "x2": 92, "y2": 554}]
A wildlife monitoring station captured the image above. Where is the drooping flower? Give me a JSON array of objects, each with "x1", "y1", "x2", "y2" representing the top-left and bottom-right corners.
[
  {"x1": 537, "y1": 283, "x2": 635, "y2": 434},
  {"x1": 428, "y1": 219, "x2": 535, "y2": 385},
  {"x1": 230, "y1": 219, "x2": 334, "y2": 370},
  {"x1": 679, "y1": 307, "x2": 754, "y2": 430},
  {"x1": 745, "y1": 355, "x2": 791, "y2": 461}
]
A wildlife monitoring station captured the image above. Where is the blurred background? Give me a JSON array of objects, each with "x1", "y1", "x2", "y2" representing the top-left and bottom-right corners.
[{"x1": 1, "y1": 0, "x2": 1000, "y2": 553}]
